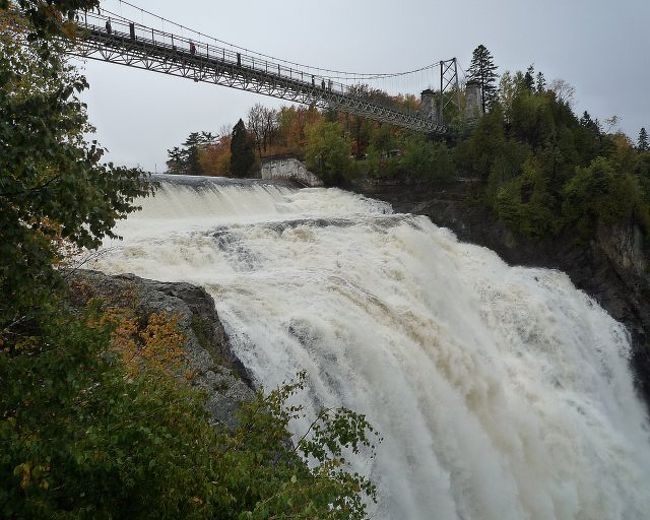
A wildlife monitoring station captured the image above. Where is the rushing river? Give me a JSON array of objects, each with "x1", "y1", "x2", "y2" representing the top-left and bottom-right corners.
[{"x1": 90, "y1": 175, "x2": 650, "y2": 519}]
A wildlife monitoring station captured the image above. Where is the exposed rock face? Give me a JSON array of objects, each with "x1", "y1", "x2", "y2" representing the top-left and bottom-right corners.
[
  {"x1": 261, "y1": 157, "x2": 324, "y2": 187},
  {"x1": 353, "y1": 178, "x2": 650, "y2": 411},
  {"x1": 69, "y1": 270, "x2": 255, "y2": 429}
]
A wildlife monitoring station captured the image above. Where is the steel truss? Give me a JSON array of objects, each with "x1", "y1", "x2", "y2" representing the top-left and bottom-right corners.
[
  {"x1": 438, "y1": 58, "x2": 461, "y2": 125},
  {"x1": 70, "y1": 13, "x2": 448, "y2": 135}
]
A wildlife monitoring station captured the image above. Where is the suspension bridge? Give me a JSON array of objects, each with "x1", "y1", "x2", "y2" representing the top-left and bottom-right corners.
[{"x1": 69, "y1": 2, "x2": 482, "y2": 135}]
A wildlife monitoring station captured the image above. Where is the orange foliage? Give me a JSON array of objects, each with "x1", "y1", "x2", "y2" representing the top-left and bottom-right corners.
[
  {"x1": 75, "y1": 281, "x2": 190, "y2": 380},
  {"x1": 104, "y1": 307, "x2": 186, "y2": 378},
  {"x1": 198, "y1": 135, "x2": 232, "y2": 176},
  {"x1": 260, "y1": 105, "x2": 323, "y2": 159}
]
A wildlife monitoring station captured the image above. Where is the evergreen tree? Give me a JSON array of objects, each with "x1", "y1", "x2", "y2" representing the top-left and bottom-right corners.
[
  {"x1": 467, "y1": 44, "x2": 499, "y2": 112},
  {"x1": 638, "y1": 127, "x2": 649, "y2": 152},
  {"x1": 166, "y1": 131, "x2": 216, "y2": 174},
  {"x1": 183, "y1": 132, "x2": 205, "y2": 174},
  {"x1": 524, "y1": 65, "x2": 535, "y2": 91},
  {"x1": 230, "y1": 119, "x2": 256, "y2": 178},
  {"x1": 166, "y1": 145, "x2": 189, "y2": 174},
  {"x1": 580, "y1": 111, "x2": 601, "y2": 135},
  {"x1": 536, "y1": 71, "x2": 546, "y2": 93}
]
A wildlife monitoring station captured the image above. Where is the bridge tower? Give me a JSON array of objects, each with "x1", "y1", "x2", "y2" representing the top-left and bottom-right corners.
[
  {"x1": 420, "y1": 88, "x2": 439, "y2": 123},
  {"x1": 419, "y1": 58, "x2": 463, "y2": 129},
  {"x1": 439, "y1": 58, "x2": 461, "y2": 126},
  {"x1": 464, "y1": 80, "x2": 483, "y2": 120}
]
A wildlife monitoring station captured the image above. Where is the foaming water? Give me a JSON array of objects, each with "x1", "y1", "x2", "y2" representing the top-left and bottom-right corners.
[{"x1": 91, "y1": 178, "x2": 650, "y2": 519}]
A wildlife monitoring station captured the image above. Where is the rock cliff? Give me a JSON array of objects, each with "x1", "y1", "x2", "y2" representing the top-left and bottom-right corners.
[{"x1": 69, "y1": 270, "x2": 254, "y2": 429}]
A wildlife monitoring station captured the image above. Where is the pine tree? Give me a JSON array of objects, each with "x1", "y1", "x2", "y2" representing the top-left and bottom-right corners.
[
  {"x1": 230, "y1": 119, "x2": 256, "y2": 178},
  {"x1": 536, "y1": 71, "x2": 546, "y2": 93},
  {"x1": 524, "y1": 65, "x2": 535, "y2": 91},
  {"x1": 638, "y1": 127, "x2": 649, "y2": 152},
  {"x1": 166, "y1": 132, "x2": 216, "y2": 174},
  {"x1": 467, "y1": 45, "x2": 499, "y2": 112},
  {"x1": 580, "y1": 111, "x2": 601, "y2": 135}
]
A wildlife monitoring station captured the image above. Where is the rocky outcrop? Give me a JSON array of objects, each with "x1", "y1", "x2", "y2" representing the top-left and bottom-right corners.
[
  {"x1": 261, "y1": 157, "x2": 324, "y2": 187},
  {"x1": 69, "y1": 270, "x2": 254, "y2": 430},
  {"x1": 353, "y1": 179, "x2": 650, "y2": 411}
]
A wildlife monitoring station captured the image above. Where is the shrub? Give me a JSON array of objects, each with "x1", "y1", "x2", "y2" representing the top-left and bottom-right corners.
[
  {"x1": 305, "y1": 121, "x2": 353, "y2": 186},
  {"x1": 1, "y1": 302, "x2": 377, "y2": 519}
]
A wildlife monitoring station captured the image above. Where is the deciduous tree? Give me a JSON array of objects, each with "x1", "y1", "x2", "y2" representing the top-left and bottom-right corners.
[
  {"x1": 305, "y1": 120, "x2": 352, "y2": 186},
  {"x1": 548, "y1": 78, "x2": 576, "y2": 106},
  {"x1": 0, "y1": 6, "x2": 151, "y2": 329}
]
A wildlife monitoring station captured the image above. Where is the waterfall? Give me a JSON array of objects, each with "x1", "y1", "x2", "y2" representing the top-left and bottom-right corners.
[{"x1": 90, "y1": 177, "x2": 650, "y2": 520}]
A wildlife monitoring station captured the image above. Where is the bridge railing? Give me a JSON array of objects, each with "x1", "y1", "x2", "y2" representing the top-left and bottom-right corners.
[
  {"x1": 78, "y1": 10, "x2": 426, "y2": 121},
  {"x1": 82, "y1": 11, "x2": 355, "y2": 94}
]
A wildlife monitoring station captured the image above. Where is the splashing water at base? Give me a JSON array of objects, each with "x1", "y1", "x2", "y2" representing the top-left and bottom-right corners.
[{"x1": 90, "y1": 177, "x2": 650, "y2": 519}]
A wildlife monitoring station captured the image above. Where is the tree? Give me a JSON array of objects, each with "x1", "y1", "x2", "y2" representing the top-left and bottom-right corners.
[
  {"x1": 198, "y1": 134, "x2": 232, "y2": 176},
  {"x1": 498, "y1": 71, "x2": 517, "y2": 122},
  {"x1": 185, "y1": 131, "x2": 216, "y2": 173},
  {"x1": 0, "y1": 6, "x2": 150, "y2": 330},
  {"x1": 524, "y1": 65, "x2": 535, "y2": 91},
  {"x1": 562, "y1": 157, "x2": 644, "y2": 238},
  {"x1": 638, "y1": 127, "x2": 649, "y2": 152},
  {"x1": 399, "y1": 136, "x2": 455, "y2": 183},
  {"x1": 230, "y1": 119, "x2": 256, "y2": 177},
  {"x1": 580, "y1": 111, "x2": 600, "y2": 134},
  {"x1": 536, "y1": 71, "x2": 546, "y2": 93},
  {"x1": 247, "y1": 103, "x2": 266, "y2": 158},
  {"x1": 166, "y1": 131, "x2": 216, "y2": 174},
  {"x1": 494, "y1": 157, "x2": 557, "y2": 238},
  {"x1": 247, "y1": 103, "x2": 278, "y2": 158},
  {"x1": 548, "y1": 78, "x2": 575, "y2": 106},
  {"x1": 305, "y1": 120, "x2": 352, "y2": 186},
  {"x1": 467, "y1": 44, "x2": 499, "y2": 112}
]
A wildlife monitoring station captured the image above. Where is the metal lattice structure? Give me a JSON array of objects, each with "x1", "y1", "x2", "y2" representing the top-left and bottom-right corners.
[
  {"x1": 71, "y1": 11, "x2": 451, "y2": 135},
  {"x1": 439, "y1": 59, "x2": 461, "y2": 123}
]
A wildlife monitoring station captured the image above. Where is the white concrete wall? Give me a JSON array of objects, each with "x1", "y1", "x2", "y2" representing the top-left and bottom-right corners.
[{"x1": 260, "y1": 158, "x2": 324, "y2": 187}]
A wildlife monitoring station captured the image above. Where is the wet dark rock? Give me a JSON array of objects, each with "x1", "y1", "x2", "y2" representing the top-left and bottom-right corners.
[{"x1": 69, "y1": 270, "x2": 254, "y2": 430}]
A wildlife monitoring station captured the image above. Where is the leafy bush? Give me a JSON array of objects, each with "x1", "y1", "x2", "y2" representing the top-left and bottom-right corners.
[
  {"x1": 399, "y1": 136, "x2": 455, "y2": 182},
  {"x1": 305, "y1": 121, "x2": 353, "y2": 186},
  {"x1": 562, "y1": 157, "x2": 647, "y2": 238},
  {"x1": 1, "y1": 302, "x2": 378, "y2": 519},
  {"x1": 494, "y1": 158, "x2": 558, "y2": 238}
]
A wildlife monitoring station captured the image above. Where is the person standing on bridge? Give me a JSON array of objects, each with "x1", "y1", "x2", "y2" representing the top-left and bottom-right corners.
[
  {"x1": 190, "y1": 42, "x2": 196, "y2": 55},
  {"x1": 105, "y1": 18, "x2": 112, "y2": 35}
]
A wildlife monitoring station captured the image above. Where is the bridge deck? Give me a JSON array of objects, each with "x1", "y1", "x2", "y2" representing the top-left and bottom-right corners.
[{"x1": 71, "y1": 11, "x2": 447, "y2": 135}]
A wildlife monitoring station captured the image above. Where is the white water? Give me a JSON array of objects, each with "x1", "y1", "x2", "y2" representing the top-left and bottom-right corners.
[{"x1": 90, "y1": 178, "x2": 650, "y2": 519}]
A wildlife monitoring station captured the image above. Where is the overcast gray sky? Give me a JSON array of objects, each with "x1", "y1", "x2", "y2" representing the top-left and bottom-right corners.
[{"x1": 74, "y1": 0, "x2": 650, "y2": 172}]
